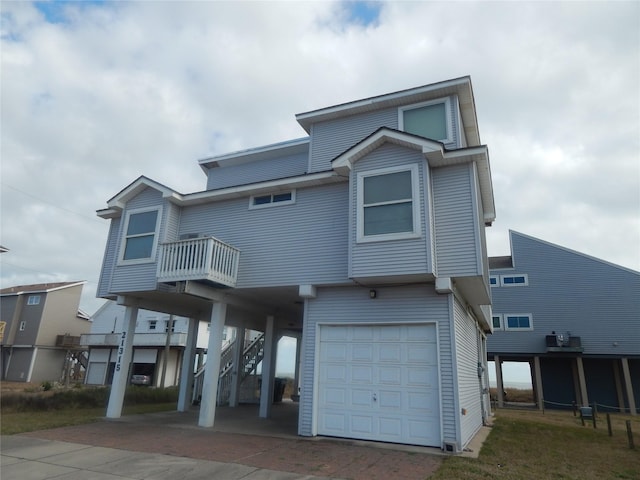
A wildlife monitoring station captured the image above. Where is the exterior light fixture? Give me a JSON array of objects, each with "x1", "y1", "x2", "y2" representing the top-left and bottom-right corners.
[{"x1": 369, "y1": 289, "x2": 377, "y2": 299}]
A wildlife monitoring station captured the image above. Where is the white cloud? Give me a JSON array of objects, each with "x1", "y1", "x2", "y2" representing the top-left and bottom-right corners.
[{"x1": 1, "y1": 1, "x2": 638, "y2": 314}]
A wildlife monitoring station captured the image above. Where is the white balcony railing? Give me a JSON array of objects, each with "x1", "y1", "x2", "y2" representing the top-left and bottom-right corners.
[
  {"x1": 157, "y1": 236, "x2": 240, "y2": 288},
  {"x1": 80, "y1": 332, "x2": 188, "y2": 347}
]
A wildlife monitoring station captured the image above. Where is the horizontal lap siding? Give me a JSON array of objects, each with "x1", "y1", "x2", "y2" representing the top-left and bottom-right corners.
[
  {"x1": 432, "y1": 164, "x2": 478, "y2": 276},
  {"x1": 454, "y1": 298, "x2": 482, "y2": 447},
  {"x1": 206, "y1": 152, "x2": 309, "y2": 190},
  {"x1": 310, "y1": 108, "x2": 398, "y2": 173},
  {"x1": 350, "y1": 144, "x2": 430, "y2": 279},
  {"x1": 179, "y1": 183, "x2": 349, "y2": 287},
  {"x1": 97, "y1": 218, "x2": 121, "y2": 298},
  {"x1": 298, "y1": 285, "x2": 454, "y2": 441},
  {"x1": 488, "y1": 232, "x2": 640, "y2": 356}
]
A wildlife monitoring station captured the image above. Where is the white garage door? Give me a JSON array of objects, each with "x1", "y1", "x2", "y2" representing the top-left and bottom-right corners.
[{"x1": 317, "y1": 324, "x2": 440, "y2": 447}]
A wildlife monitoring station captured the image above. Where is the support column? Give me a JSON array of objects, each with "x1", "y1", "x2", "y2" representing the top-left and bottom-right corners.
[
  {"x1": 229, "y1": 324, "x2": 245, "y2": 407},
  {"x1": 293, "y1": 334, "x2": 302, "y2": 399},
  {"x1": 106, "y1": 305, "x2": 138, "y2": 418},
  {"x1": 575, "y1": 357, "x2": 588, "y2": 407},
  {"x1": 621, "y1": 357, "x2": 637, "y2": 416},
  {"x1": 494, "y1": 355, "x2": 504, "y2": 408},
  {"x1": 613, "y1": 359, "x2": 626, "y2": 413},
  {"x1": 177, "y1": 317, "x2": 198, "y2": 412},
  {"x1": 533, "y1": 356, "x2": 544, "y2": 411},
  {"x1": 259, "y1": 315, "x2": 275, "y2": 418},
  {"x1": 198, "y1": 302, "x2": 227, "y2": 427}
]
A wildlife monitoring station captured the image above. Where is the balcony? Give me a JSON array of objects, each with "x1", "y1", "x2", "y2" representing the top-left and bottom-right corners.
[
  {"x1": 157, "y1": 236, "x2": 240, "y2": 288},
  {"x1": 545, "y1": 335, "x2": 583, "y2": 353},
  {"x1": 81, "y1": 332, "x2": 188, "y2": 347}
]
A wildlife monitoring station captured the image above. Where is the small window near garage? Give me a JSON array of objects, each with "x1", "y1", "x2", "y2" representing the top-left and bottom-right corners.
[
  {"x1": 489, "y1": 276, "x2": 499, "y2": 287},
  {"x1": 27, "y1": 295, "x2": 40, "y2": 305},
  {"x1": 492, "y1": 315, "x2": 503, "y2": 330},
  {"x1": 399, "y1": 98, "x2": 452, "y2": 143},
  {"x1": 357, "y1": 164, "x2": 421, "y2": 242},
  {"x1": 164, "y1": 320, "x2": 175, "y2": 333},
  {"x1": 19, "y1": 321, "x2": 26, "y2": 331},
  {"x1": 149, "y1": 320, "x2": 157, "y2": 331},
  {"x1": 249, "y1": 191, "x2": 295, "y2": 209},
  {"x1": 504, "y1": 314, "x2": 533, "y2": 331},
  {"x1": 500, "y1": 274, "x2": 528, "y2": 287}
]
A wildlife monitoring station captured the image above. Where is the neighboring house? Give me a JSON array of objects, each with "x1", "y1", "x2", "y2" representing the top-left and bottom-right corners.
[
  {"x1": 487, "y1": 231, "x2": 640, "y2": 414},
  {"x1": 0, "y1": 281, "x2": 91, "y2": 383},
  {"x1": 95, "y1": 76, "x2": 496, "y2": 452},
  {"x1": 82, "y1": 300, "x2": 225, "y2": 387}
]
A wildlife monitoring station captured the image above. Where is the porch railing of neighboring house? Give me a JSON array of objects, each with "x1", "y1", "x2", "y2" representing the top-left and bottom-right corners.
[{"x1": 157, "y1": 236, "x2": 240, "y2": 288}]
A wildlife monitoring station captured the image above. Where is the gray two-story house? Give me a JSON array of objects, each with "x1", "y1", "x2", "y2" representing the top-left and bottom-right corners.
[
  {"x1": 95, "y1": 76, "x2": 496, "y2": 452},
  {"x1": 488, "y1": 231, "x2": 639, "y2": 414}
]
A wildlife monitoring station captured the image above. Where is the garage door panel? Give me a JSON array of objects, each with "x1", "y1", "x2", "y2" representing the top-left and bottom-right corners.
[
  {"x1": 379, "y1": 390, "x2": 401, "y2": 408},
  {"x1": 406, "y1": 365, "x2": 438, "y2": 386},
  {"x1": 351, "y1": 365, "x2": 373, "y2": 383},
  {"x1": 352, "y1": 326, "x2": 374, "y2": 341},
  {"x1": 321, "y1": 364, "x2": 347, "y2": 383},
  {"x1": 323, "y1": 387, "x2": 346, "y2": 405},
  {"x1": 379, "y1": 365, "x2": 402, "y2": 385},
  {"x1": 320, "y1": 343, "x2": 347, "y2": 361},
  {"x1": 351, "y1": 415, "x2": 373, "y2": 434},
  {"x1": 379, "y1": 326, "x2": 402, "y2": 341},
  {"x1": 379, "y1": 416, "x2": 402, "y2": 437},
  {"x1": 321, "y1": 413, "x2": 346, "y2": 433},
  {"x1": 351, "y1": 389, "x2": 374, "y2": 407},
  {"x1": 406, "y1": 324, "x2": 435, "y2": 341},
  {"x1": 378, "y1": 344, "x2": 402, "y2": 362},
  {"x1": 352, "y1": 344, "x2": 373, "y2": 361},
  {"x1": 407, "y1": 344, "x2": 437, "y2": 363}
]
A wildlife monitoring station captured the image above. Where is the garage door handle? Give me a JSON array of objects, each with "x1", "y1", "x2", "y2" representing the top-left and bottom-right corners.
[{"x1": 373, "y1": 393, "x2": 377, "y2": 402}]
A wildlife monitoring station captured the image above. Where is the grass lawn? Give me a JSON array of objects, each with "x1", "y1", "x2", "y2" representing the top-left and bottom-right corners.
[
  {"x1": 432, "y1": 408, "x2": 640, "y2": 480},
  {"x1": 1, "y1": 403, "x2": 177, "y2": 435}
]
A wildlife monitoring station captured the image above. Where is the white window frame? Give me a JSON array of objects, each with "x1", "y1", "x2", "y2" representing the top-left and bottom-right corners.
[
  {"x1": 504, "y1": 314, "x2": 534, "y2": 331},
  {"x1": 356, "y1": 164, "x2": 422, "y2": 243},
  {"x1": 500, "y1": 274, "x2": 529, "y2": 287},
  {"x1": 398, "y1": 97, "x2": 453, "y2": 144},
  {"x1": 118, "y1": 206, "x2": 162, "y2": 265},
  {"x1": 489, "y1": 275, "x2": 499, "y2": 287},
  {"x1": 249, "y1": 190, "x2": 296, "y2": 210},
  {"x1": 19, "y1": 321, "x2": 26, "y2": 331},
  {"x1": 491, "y1": 314, "x2": 503, "y2": 331},
  {"x1": 27, "y1": 295, "x2": 40, "y2": 305}
]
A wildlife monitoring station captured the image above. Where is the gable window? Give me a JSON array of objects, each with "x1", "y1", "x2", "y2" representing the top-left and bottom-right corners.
[
  {"x1": 504, "y1": 314, "x2": 533, "y2": 331},
  {"x1": 399, "y1": 98, "x2": 452, "y2": 143},
  {"x1": 357, "y1": 165, "x2": 421, "y2": 242},
  {"x1": 500, "y1": 274, "x2": 528, "y2": 287},
  {"x1": 120, "y1": 207, "x2": 161, "y2": 263},
  {"x1": 492, "y1": 315, "x2": 503, "y2": 330},
  {"x1": 27, "y1": 295, "x2": 40, "y2": 305},
  {"x1": 249, "y1": 191, "x2": 295, "y2": 209}
]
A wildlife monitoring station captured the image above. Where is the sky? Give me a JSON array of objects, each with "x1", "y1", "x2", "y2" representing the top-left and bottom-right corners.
[{"x1": 1, "y1": 0, "x2": 639, "y2": 325}]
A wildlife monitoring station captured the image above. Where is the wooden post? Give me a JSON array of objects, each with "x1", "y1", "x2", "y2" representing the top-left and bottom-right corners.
[
  {"x1": 592, "y1": 404, "x2": 597, "y2": 429},
  {"x1": 606, "y1": 413, "x2": 612, "y2": 437},
  {"x1": 627, "y1": 420, "x2": 635, "y2": 449}
]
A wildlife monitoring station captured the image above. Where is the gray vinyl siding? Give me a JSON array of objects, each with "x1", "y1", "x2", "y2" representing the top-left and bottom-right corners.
[
  {"x1": 432, "y1": 164, "x2": 479, "y2": 277},
  {"x1": 453, "y1": 298, "x2": 483, "y2": 447},
  {"x1": 488, "y1": 232, "x2": 640, "y2": 356},
  {"x1": 97, "y1": 218, "x2": 121, "y2": 298},
  {"x1": 349, "y1": 144, "x2": 431, "y2": 279},
  {"x1": 30, "y1": 347, "x2": 65, "y2": 383},
  {"x1": 109, "y1": 188, "x2": 165, "y2": 294},
  {"x1": 5, "y1": 347, "x2": 33, "y2": 381},
  {"x1": 297, "y1": 285, "x2": 456, "y2": 443},
  {"x1": 206, "y1": 151, "x2": 309, "y2": 191},
  {"x1": 309, "y1": 107, "x2": 398, "y2": 173},
  {"x1": 179, "y1": 182, "x2": 349, "y2": 287}
]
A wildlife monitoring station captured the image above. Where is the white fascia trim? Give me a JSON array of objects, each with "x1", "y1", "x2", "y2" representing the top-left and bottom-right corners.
[
  {"x1": 0, "y1": 281, "x2": 86, "y2": 297},
  {"x1": 198, "y1": 137, "x2": 310, "y2": 169}
]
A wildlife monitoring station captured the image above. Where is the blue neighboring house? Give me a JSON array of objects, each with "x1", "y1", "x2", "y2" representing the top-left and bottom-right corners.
[
  {"x1": 95, "y1": 76, "x2": 496, "y2": 452},
  {"x1": 488, "y1": 231, "x2": 639, "y2": 414}
]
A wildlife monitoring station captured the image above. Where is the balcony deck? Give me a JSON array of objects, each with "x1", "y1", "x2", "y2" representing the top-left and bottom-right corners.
[{"x1": 157, "y1": 236, "x2": 240, "y2": 288}]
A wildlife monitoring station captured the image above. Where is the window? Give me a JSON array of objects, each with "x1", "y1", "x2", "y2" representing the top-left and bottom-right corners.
[
  {"x1": 492, "y1": 315, "x2": 503, "y2": 330},
  {"x1": 357, "y1": 165, "x2": 421, "y2": 242},
  {"x1": 504, "y1": 314, "x2": 533, "y2": 331},
  {"x1": 399, "y1": 98, "x2": 452, "y2": 143},
  {"x1": 19, "y1": 321, "x2": 26, "y2": 331},
  {"x1": 489, "y1": 276, "x2": 499, "y2": 287},
  {"x1": 500, "y1": 274, "x2": 528, "y2": 287},
  {"x1": 149, "y1": 320, "x2": 157, "y2": 331},
  {"x1": 249, "y1": 191, "x2": 295, "y2": 209},
  {"x1": 120, "y1": 207, "x2": 161, "y2": 263},
  {"x1": 27, "y1": 295, "x2": 40, "y2": 305},
  {"x1": 164, "y1": 320, "x2": 175, "y2": 333}
]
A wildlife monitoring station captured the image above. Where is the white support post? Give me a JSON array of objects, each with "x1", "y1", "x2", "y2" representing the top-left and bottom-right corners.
[
  {"x1": 533, "y1": 356, "x2": 544, "y2": 411},
  {"x1": 259, "y1": 315, "x2": 275, "y2": 418},
  {"x1": 177, "y1": 317, "x2": 198, "y2": 412},
  {"x1": 106, "y1": 305, "x2": 138, "y2": 418},
  {"x1": 198, "y1": 302, "x2": 227, "y2": 427},
  {"x1": 621, "y1": 357, "x2": 637, "y2": 416},
  {"x1": 229, "y1": 325, "x2": 245, "y2": 408},
  {"x1": 576, "y1": 357, "x2": 589, "y2": 407},
  {"x1": 293, "y1": 333, "x2": 302, "y2": 399}
]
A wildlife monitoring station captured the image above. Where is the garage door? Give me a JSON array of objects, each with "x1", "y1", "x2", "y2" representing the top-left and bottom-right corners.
[{"x1": 317, "y1": 324, "x2": 440, "y2": 447}]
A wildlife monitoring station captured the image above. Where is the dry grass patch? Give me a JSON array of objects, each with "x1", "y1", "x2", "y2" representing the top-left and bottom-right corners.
[{"x1": 431, "y1": 409, "x2": 639, "y2": 480}]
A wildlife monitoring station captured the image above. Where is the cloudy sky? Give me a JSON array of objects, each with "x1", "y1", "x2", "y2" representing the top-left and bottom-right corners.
[{"x1": 1, "y1": 0, "x2": 639, "y2": 319}]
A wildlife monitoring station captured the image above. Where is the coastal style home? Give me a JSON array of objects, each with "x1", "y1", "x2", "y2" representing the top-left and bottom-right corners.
[
  {"x1": 0, "y1": 281, "x2": 90, "y2": 383},
  {"x1": 488, "y1": 231, "x2": 639, "y2": 415},
  {"x1": 95, "y1": 76, "x2": 496, "y2": 452}
]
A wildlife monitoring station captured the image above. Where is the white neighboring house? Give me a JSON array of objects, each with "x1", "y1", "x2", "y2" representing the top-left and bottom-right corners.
[{"x1": 82, "y1": 301, "x2": 233, "y2": 387}]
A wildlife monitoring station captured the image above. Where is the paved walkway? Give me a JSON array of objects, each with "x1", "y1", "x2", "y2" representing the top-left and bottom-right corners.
[{"x1": 0, "y1": 404, "x2": 473, "y2": 479}]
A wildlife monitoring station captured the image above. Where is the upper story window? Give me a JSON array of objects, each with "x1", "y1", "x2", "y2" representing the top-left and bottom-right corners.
[
  {"x1": 19, "y1": 321, "x2": 27, "y2": 331},
  {"x1": 27, "y1": 295, "x2": 40, "y2": 305},
  {"x1": 492, "y1": 315, "x2": 503, "y2": 330},
  {"x1": 504, "y1": 314, "x2": 533, "y2": 331},
  {"x1": 489, "y1": 276, "x2": 499, "y2": 287},
  {"x1": 357, "y1": 164, "x2": 421, "y2": 243},
  {"x1": 249, "y1": 191, "x2": 295, "y2": 209},
  {"x1": 500, "y1": 274, "x2": 528, "y2": 287},
  {"x1": 399, "y1": 97, "x2": 452, "y2": 144},
  {"x1": 149, "y1": 320, "x2": 157, "y2": 331},
  {"x1": 119, "y1": 207, "x2": 161, "y2": 264}
]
